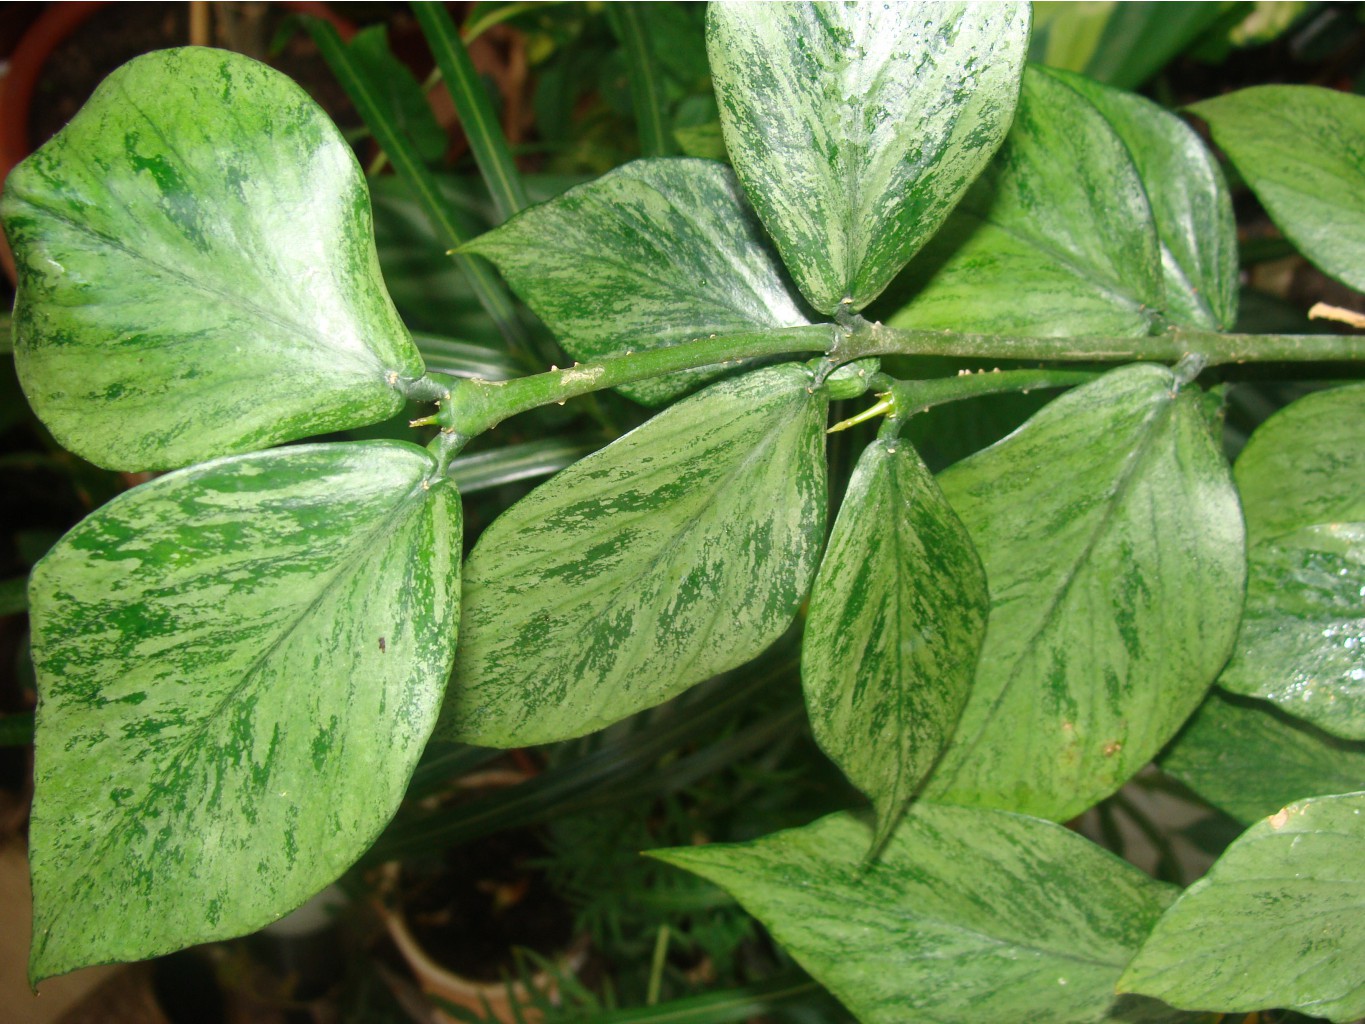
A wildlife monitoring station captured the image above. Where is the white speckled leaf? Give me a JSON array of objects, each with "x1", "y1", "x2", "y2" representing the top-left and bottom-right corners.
[
  {"x1": 888, "y1": 66, "x2": 1164, "y2": 338},
  {"x1": 801, "y1": 440, "x2": 987, "y2": 850},
  {"x1": 1121, "y1": 791, "x2": 1365, "y2": 1022},
  {"x1": 653, "y1": 807, "x2": 1188, "y2": 1024},
  {"x1": 441, "y1": 364, "x2": 827, "y2": 745},
  {"x1": 463, "y1": 159, "x2": 809, "y2": 404},
  {"x1": 707, "y1": 2, "x2": 1030, "y2": 314},
  {"x1": 923, "y1": 365, "x2": 1246, "y2": 820},
  {"x1": 27, "y1": 442, "x2": 461, "y2": 981},
  {"x1": 0, "y1": 48, "x2": 421, "y2": 472},
  {"x1": 1218, "y1": 384, "x2": 1365, "y2": 739}
]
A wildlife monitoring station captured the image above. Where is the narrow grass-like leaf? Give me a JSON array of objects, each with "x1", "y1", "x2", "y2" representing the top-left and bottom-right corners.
[
  {"x1": 1160, "y1": 689, "x2": 1365, "y2": 825},
  {"x1": 440, "y1": 364, "x2": 826, "y2": 745},
  {"x1": 346, "y1": 25, "x2": 447, "y2": 163},
  {"x1": 1047, "y1": 68, "x2": 1237, "y2": 330},
  {"x1": 412, "y1": 2, "x2": 529, "y2": 222},
  {"x1": 1189, "y1": 85, "x2": 1365, "y2": 291},
  {"x1": 707, "y1": 2, "x2": 1029, "y2": 314},
  {"x1": 1121, "y1": 791, "x2": 1365, "y2": 1022},
  {"x1": 923, "y1": 365, "x2": 1246, "y2": 820},
  {"x1": 1218, "y1": 384, "x2": 1365, "y2": 738},
  {"x1": 463, "y1": 159, "x2": 810, "y2": 404},
  {"x1": 26, "y1": 442, "x2": 461, "y2": 980},
  {"x1": 412, "y1": 331, "x2": 520, "y2": 379},
  {"x1": 0, "y1": 49, "x2": 421, "y2": 472},
  {"x1": 887, "y1": 66, "x2": 1163, "y2": 337},
  {"x1": 307, "y1": 18, "x2": 529, "y2": 355},
  {"x1": 606, "y1": 3, "x2": 675, "y2": 158},
  {"x1": 447, "y1": 438, "x2": 595, "y2": 495},
  {"x1": 801, "y1": 440, "x2": 987, "y2": 850},
  {"x1": 653, "y1": 807, "x2": 1186, "y2": 1024}
]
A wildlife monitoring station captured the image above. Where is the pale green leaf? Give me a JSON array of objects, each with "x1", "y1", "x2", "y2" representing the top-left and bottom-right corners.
[
  {"x1": 924, "y1": 365, "x2": 1246, "y2": 820},
  {"x1": 706, "y1": 2, "x2": 1030, "y2": 314},
  {"x1": 1048, "y1": 69, "x2": 1238, "y2": 330},
  {"x1": 1160, "y1": 688, "x2": 1365, "y2": 825},
  {"x1": 463, "y1": 159, "x2": 809, "y2": 404},
  {"x1": 27, "y1": 442, "x2": 461, "y2": 980},
  {"x1": 1189, "y1": 85, "x2": 1365, "y2": 292},
  {"x1": 1121, "y1": 791, "x2": 1365, "y2": 1022},
  {"x1": 440, "y1": 364, "x2": 826, "y2": 746},
  {"x1": 1219, "y1": 384, "x2": 1365, "y2": 739},
  {"x1": 887, "y1": 65, "x2": 1163, "y2": 338},
  {"x1": 653, "y1": 807, "x2": 1185, "y2": 1024},
  {"x1": 801, "y1": 440, "x2": 987, "y2": 849},
  {"x1": 0, "y1": 48, "x2": 422, "y2": 472}
]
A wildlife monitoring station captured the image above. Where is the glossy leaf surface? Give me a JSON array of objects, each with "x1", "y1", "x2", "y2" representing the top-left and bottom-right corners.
[
  {"x1": 707, "y1": 2, "x2": 1029, "y2": 313},
  {"x1": 1160, "y1": 689, "x2": 1365, "y2": 824},
  {"x1": 1050, "y1": 69, "x2": 1237, "y2": 330},
  {"x1": 1189, "y1": 85, "x2": 1365, "y2": 291},
  {"x1": 888, "y1": 66, "x2": 1162, "y2": 338},
  {"x1": 801, "y1": 440, "x2": 987, "y2": 849},
  {"x1": 1219, "y1": 384, "x2": 1365, "y2": 738},
  {"x1": 1121, "y1": 792, "x2": 1365, "y2": 1021},
  {"x1": 442, "y1": 365, "x2": 827, "y2": 745},
  {"x1": 27, "y1": 442, "x2": 461, "y2": 979},
  {"x1": 654, "y1": 807, "x2": 1183, "y2": 1024},
  {"x1": 0, "y1": 48, "x2": 421, "y2": 471},
  {"x1": 924, "y1": 365, "x2": 1245, "y2": 819},
  {"x1": 463, "y1": 159, "x2": 809, "y2": 404}
]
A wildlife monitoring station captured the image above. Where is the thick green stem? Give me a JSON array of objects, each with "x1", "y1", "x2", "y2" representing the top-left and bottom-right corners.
[
  {"x1": 435, "y1": 325, "x2": 837, "y2": 438},
  {"x1": 833, "y1": 320, "x2": 1365, "y2": 366}
]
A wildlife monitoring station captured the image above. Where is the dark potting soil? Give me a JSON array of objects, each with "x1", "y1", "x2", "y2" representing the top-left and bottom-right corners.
[{"x1": 402, "y1": 828, "x2": 576, "y2": 984}]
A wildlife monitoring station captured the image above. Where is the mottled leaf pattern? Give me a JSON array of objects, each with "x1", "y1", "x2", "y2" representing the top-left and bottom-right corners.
[
  {"x1": 888, "y1": 65, "x2": 1163, "y2": 337},
  {"x1": 1190, "y1": 85, "x2": 1365, "y2": 291},
  {"x1": 653, "y1": 807, "x2": 1185, "y2": 1024},
  {"x1": 27, "y1": 442, "x2": 461, "y2": 980},
  {"x1": 0, "y1": 49, "x2": 422, "y2": 472},
  {"x1": 1160, "y1": 689, "x2": 1365, "y2": 824},
  {"x1": 801, "y1": 440, "x2": 987, "y2": 850},
  {"x1": 706, "y1": 2, "x2": 1029, "y2": 313},
  {"x1": 924, "y1": 365, "x2": 1246, "y2": 820},
  {"x1": 463, "y1": 159, "x2": 809, "y2": 404},
  {"x1": 1121, "y1": 792, "x2": 1365, "y2": 1022},
  {"x1": 1219, "y1": 384, "x2": 1365, "y2": 739},
  {"x1": 441, "y1": 365, "x2": 827, "y2": 745},
  {"x1": 1050, "y1": 68, "x2": 1238, "y2": 330}
]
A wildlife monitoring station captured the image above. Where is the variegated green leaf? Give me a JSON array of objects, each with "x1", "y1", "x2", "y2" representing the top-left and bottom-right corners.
[
  {"x1": 706, "y1": 2, "x2": 1030, "y2": 314},
  {"x1": 1189, "y1": 85, "x2": 1365, "y2": 292},
  {"x1": 0, "y1": 48, "x2": 421, "y2": 472},
  {"x1": 463, "y1": 159, "x2": 809, "y2": 405},
  {"x1": 924, "y1": 365, "x2": 1246, "y2": 820},
  {"x1": 1048, "y1": 68, "x2": 1238, "y2": 330},
  {"x1": 888, "y1": 65, "x2": 1163, "y2": 338},
  {"x1": 1218, "y1": 384, "x2": 1365, "y2": 739},
  {"x1": 1121, "y1": 791, "x2": 1365, "y2": 1022},
  {"x1": 27, "y1": 442, "x2": 461, "y2": 980},
  {"x1": 440, "y1": 364, "x2": 827, "y2": 746},
  {"x1": 653, "y1": 807, "x2": 1187, "y2": 1024},
  {"x1": 1160, "y1": 688, "x2": 1365, "y2": 825},
  {"x1": 801, "y1": 439, "x2": 987, "y2": 850}
]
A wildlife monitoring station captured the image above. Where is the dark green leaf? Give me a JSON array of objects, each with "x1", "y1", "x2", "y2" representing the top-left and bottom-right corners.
[
  {"x1": 1219, "y1": 384, "x2": 1365, "y2": 739},
  {"x1": 801, "y1": 440, "x2": 987, "y2": 850},
  {"x1": 924, "y1": 365, "x2": 1246, "y2": 820},
  {"x1": 463, "y1": 159, "x2": 810, "y2": 404},
  {"x1": 1160, "y1": 689, "x2": 1365, "y2": 825},
  {"x1": 887, "y1": 66, "x2": 1163, "y2": 337},
  {"x1": 706, "y1": 2, "x2": 1030, "y2": 314},
  {"x1": 0, "y1": 49, "x2": 421, "y2": 472},
  {"x1": 0, "y1": 575, "x2": 26, "y2": 616},
  {"x1": 27, "y1": 442, "x2": 461, "y2": 980},
  {"x1": 1047, "y1": 68, "x2": 1237, "y2": 330},
  {"x1": 653, "y1": 807, "x2": 1185, "y2": 1024},
  {"x1": 606, "y1": 3, "x2": 675, "y2": 158},
  {"x1": 1189, "y1": 85, "x2": 1365, "y2": 292},
  {"x1": 440, "y1": 364, "x2": 826, "y2": 745},
  {"x1": 347, "y1": 25, "x2": 447, "y2": 163},
  {"x1": 1121, "y1": 791, "x2": 1365, "y2": 1022}
]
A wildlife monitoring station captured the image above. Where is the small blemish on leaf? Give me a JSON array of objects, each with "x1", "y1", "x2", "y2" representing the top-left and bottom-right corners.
[
  {"x1": 1269, "y1": 807, "x2": 1290, "y2": 829},
  {"x1": 378, "y1": 636, "x2": 386, "y2": 653}
]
